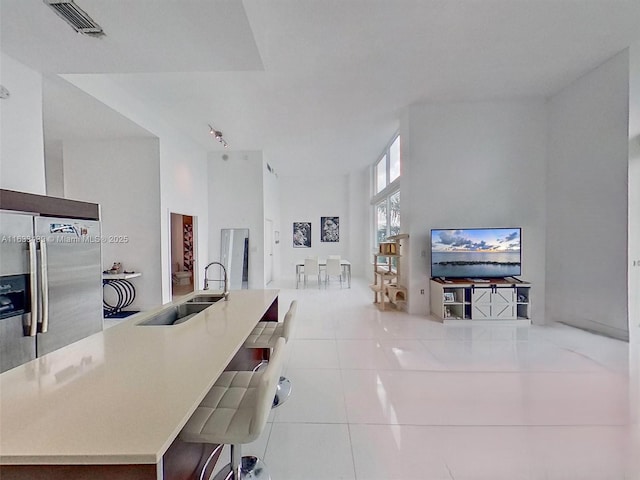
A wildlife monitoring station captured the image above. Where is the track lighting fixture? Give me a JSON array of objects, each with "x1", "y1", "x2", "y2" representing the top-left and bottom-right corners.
[{"x1": 208, "y1": 124, "x2": 229, "y2": 148}]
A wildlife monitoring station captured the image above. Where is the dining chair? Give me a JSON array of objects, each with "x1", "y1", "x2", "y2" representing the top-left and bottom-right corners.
[
  {"x1": 303, "y1": 257, "x2": 321, "y2": 288},
  {"x1": 325, "y1": 257, "x2": 343, "y2": 287},
  {"x1": 296, "y1": 262, "x2": 305, "y2": 288}
]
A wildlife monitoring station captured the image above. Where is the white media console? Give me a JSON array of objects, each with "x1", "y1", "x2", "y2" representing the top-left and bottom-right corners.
[{"x1": 430, "y1": 277, "x2": 531, "y2": 325}]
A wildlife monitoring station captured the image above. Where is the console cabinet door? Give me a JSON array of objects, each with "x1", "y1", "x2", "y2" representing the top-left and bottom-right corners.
[
  {"x1": 491, "y1": 288, "x2": 516, "y2": 319},
  {"x1": 471, "y1": 286, "x2": 516, "y2": 320},
  {"x1": 471, "y1": 287, "x2": 493, "y2": 319}
]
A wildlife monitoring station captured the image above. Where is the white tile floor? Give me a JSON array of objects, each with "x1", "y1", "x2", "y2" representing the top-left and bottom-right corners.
[{"x1": 219, "y1": 278, "x2": 640, "y2": 479}]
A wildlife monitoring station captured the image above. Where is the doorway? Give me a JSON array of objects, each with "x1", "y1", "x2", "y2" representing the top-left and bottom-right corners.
[
  {"x1": 265, "y1": 219, "x2": 273, "y2": 285},
  {"x1": 170, "y1": 213, "x2": 195, "y2": 299}
]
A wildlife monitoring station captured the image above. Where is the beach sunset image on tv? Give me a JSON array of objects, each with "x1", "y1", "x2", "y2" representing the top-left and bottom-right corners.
[{"x1": 431, "y1": 228, "x2": 521, "y2": 278}]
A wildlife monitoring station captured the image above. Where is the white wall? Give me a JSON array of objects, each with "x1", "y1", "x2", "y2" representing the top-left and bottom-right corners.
[
  {"x1": 159, "y1": 136, "x2": 209, "y2": 300},
  {"x1": 44, "y1": 139, "x2": 64, "y2": 197},
  {"x1": 263, "y1": 157, "x2": 281, "y2": 283},
  {"x1": 280, "y1": 173, "x2": 359, "y2": 284},
  {"x1": 63, "y1": 138, "x2": 162, "y2": 311},
  {"x1": 546, "y1": 51, "x2": 630, "y2": 340},
  {"x1": 208, "y1": 151, "x2": 264, "y2": 289},
  {"x1": 0, "y1": 54, "x2": 46, "y2": 194},
  {"x1": 403, "y1": 100, "x2": 548, "y2": 319},
  {"x1": 347, "y1": 167, "x2": 370, "y2": 279},
  {"x1": 629, "y1": 42, "x2": 640, "y2": 343},
  {"x1": 399, "y1": 109, "x2": 413, "y2": 305},
  {"x1": 62, "y1": 75, "x2": 209, "y2": 304},
  {"x1": 630, "y1": 140, "x2": 640, "y2": 343}
]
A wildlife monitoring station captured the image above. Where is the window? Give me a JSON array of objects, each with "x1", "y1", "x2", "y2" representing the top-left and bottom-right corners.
[
  {"x1": 375, "y1": 154, "x2": 387, "y2": 194},
  {"x1": 389, "y1": 136, "x2": 400, "y2": 183},
  {"x1": 372, "y1": 134, "x2": 401, "y2": 249},
  {"x1": 376, "y1": 199, "x2": 388, "y2": 244},
  {"x1": 375, "y1": 192, "x2": 400, "y2": 244},
  {"x1": 389, "y1": 190, "x2": 400, "y2": 236}
]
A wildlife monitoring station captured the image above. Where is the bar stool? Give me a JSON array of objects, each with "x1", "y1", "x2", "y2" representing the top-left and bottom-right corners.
[
  {"x1": 180, "y1": 336, "x2": 286, "y2": 480},
  {"x1": 243, "y1": 300, "x2": 297, "y2": 407}
]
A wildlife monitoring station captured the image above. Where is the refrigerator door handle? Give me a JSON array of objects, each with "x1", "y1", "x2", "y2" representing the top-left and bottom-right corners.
[
  {"x1": 39, "y1": 240, "x2": 49, "y2": 333},
  {"x1": 28, "y1": 239, "x2": 39, "y2": 337}
]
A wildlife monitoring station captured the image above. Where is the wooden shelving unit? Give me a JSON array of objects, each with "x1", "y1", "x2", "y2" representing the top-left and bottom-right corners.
[
  {"x1": 430, "y1": 277, "x2": 531, "y2": 325},
  {"x1": 369, "y1": 234, "x2": 408, "y2": 311}
]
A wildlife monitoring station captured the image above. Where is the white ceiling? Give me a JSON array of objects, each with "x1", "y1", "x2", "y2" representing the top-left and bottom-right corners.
[{"x1": 3, "y1": 0, "x2": 640, "y2": 176}]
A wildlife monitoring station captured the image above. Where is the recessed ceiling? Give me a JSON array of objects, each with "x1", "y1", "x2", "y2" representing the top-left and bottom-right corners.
[{"x1": 2, "y1": 0, "x2": 640, "y2": 176}]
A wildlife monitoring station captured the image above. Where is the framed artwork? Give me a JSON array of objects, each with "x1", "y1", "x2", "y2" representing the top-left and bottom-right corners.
[
  {"x1": 321, "y1": 216, "x2": 339, "y2": 242},
  {"x1": 293, "y1": 222, "x2": 311, "y2": 248}
]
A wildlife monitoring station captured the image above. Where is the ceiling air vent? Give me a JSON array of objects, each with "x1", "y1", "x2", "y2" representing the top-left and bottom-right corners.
[{"x1": 44, "y1": 0, "x2": 105, "y2": 37}]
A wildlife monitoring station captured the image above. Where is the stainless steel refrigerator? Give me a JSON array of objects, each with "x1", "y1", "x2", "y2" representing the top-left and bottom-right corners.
[{"x1": 0, "y1": 211, "x2": 103, "y2": 373}]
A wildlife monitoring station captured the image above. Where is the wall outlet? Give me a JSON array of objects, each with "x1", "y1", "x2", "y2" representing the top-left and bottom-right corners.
[{"x1": 420, "y1": 289, "x2": 425, "y2": 295}]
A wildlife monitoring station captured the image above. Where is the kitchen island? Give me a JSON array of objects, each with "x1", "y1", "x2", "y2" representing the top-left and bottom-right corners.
[{"x1": 0, "y1": 289, "x2": 279, "y2": 480}]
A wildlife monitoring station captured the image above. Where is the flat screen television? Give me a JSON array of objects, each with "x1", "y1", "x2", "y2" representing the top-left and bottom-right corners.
[{"x1": 431, "y1": 228, "x2": 521, "y2": 279}]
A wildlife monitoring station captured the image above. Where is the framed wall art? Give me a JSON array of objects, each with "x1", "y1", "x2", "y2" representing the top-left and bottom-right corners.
[
  {"x1": 320, "y1": 216, "x2": 339, "y2": 242},
  {"x1": 293, "y1": 222, "x2": 311, "y2": 248}
]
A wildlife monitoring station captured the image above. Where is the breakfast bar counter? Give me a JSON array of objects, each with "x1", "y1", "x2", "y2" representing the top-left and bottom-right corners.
[{"x1": 0, "y1": 289, "x2": 279, "y2": 479}]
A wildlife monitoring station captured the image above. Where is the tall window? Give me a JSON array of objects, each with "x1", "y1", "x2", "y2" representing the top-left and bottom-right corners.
[
  {"x1": 372, "y1": 134, "x2": 401, "y2": 248},
  {"x1": 375, "y1": 191, "x2": 400, "y2": 244},
  {"x1": 389, "y1": 136, "x2": 400, "y2": 183},
  {"x1": 375, "y1": 154, "x2": 387, "y2": 194}
]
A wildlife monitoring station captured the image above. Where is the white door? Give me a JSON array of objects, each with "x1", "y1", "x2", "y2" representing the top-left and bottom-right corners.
[{"x1": 265, "y1": 219, "x2": 273, "y2": 285}]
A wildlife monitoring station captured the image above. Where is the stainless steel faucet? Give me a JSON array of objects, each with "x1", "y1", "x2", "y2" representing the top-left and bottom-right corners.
[{"x1": 203, "y1": 261, "x2": 229, "y2": 300}]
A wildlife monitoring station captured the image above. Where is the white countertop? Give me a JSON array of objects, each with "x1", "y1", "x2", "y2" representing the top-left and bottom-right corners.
[
  {"x1": 102, "y1": 272, "x2": 142, "y2": 280},
  {"x1": 0, "y1": 289, "x2": 279, "y2": 465}
]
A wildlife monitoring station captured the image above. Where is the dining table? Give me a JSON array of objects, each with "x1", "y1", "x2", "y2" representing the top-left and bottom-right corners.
[{"x1": 295, "y1": 258, "x2": 351, "y2": 288}]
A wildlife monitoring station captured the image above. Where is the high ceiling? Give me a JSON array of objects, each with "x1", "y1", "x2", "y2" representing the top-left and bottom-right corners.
[{"x1": 2, "y1": 0, "x2": 640, "y2": 176}]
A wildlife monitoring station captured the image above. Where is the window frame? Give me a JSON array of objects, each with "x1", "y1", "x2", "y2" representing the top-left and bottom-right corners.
[{"x1": 371, "y1": 132, "x2": 401, "y2": 248}]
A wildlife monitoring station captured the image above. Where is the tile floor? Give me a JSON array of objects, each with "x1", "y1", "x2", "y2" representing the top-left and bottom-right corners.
[{"x1": 220, "y1": 278, "x2": 639, "y2": 479}]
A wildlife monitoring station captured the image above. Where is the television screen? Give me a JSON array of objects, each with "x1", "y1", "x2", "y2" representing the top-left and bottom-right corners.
[{"x1": 431, "y1": 228, "x2": 521, "y2": 279}]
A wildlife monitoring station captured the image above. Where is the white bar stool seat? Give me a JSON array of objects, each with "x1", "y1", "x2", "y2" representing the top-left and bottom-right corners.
[
  {"x1": 180, "y1": 337, "x2": 286, "y2": 480},
  {"x1": 244, "y1": 322, "x2": 283, "y2": 349},
  {"x1": 244, "y1": 300, "x2": 297, "y2": 408}
]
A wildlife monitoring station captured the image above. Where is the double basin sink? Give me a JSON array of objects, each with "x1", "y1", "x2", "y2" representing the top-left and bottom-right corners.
[{"x1": 137, "y1": 294, "x2": 225, "y2": 326}]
